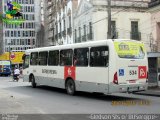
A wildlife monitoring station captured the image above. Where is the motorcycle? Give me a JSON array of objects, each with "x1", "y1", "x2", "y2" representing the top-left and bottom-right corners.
[{"x1": 13, "y1": 74, "x2": 20, "y2": 82}]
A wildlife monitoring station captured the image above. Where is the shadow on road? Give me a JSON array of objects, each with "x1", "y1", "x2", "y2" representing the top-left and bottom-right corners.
[{"x1": 3, "y1": 84, "x2": 142, "y2": 102}]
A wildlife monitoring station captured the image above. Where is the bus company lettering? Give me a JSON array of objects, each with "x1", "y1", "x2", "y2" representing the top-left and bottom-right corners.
[{"x1": 42, "y1": 69, "x2": 57, "y2": 74}]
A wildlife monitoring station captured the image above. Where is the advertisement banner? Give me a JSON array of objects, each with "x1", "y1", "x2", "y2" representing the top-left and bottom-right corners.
[
  {"x1": 0, "y1": 52, "x2": 24, "y2": 64},
  {"x1": 114, "y1": 41, "x2": 145, "y2": 58}
]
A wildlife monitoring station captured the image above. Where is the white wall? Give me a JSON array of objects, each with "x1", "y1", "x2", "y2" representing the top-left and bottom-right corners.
[
  {"x1": 92, "y1": 10, "x2": 151, "y2": 52},
  {"x1": 35, "y1": 0, "x2": 41, "y2": 32}
]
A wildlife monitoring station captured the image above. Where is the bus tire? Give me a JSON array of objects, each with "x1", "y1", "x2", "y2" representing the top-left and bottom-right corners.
[
  {"x1": 65, "y1": 79, "x2": 76, "y2": 95},
  {"x1": 31, "y1": 75, "x2": 36, "y2": 88}
]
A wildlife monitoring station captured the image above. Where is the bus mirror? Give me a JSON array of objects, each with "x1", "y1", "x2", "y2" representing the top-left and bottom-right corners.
[{"x1": 22, "y1": 54, "x2": 25, "y2": 60}]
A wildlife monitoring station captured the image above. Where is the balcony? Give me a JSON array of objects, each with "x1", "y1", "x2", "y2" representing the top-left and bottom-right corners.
[
  {"x1": 67, "y1": 27, "x2": 72, "y2": 35},
  {"x1": 58, "y1": 32, "x2": 62, "y2": 39},
  {"x1": 82, "y1": 35, "x2": 87, "y2": 42},
  {"x1": 62, "y1": 30, "x2": 66, "y2": 37},
  {"x1": 149, "y1": 0, "x2": 160, "y2": 8},
  {"x1": 48, "y1": 11, "x2": 52, "y2": 16},
  {"x1": 130, "y1": 32, "x2": 141, "y2": 40},
  {"x1": 49, "y1": 25, "x2": 54, "y2": 31},
  {"x1": 87, "y1": 33, "x2": 93, "y2": 40},
  {"x1": 75, "y1": 37, "x2": 81, "y2": 43},
  {"x1": 55, "y1": 34, "x2": 58, "y2": 40},
  {"x1": 47, "y1": 2, "x2": 53, "y2": 9},
  {"x1": 48, "y1": 31, "x2": 53, "y2": 39},
  {"x1": 111, "y1": 31, "x2": 118, "y2": 39},
  {"x1": 75, "y1": 38, "x2": 78, "y2": 43}
]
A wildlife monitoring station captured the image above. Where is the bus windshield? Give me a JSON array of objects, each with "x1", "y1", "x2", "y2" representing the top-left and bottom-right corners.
[{"x1": 114, "y1": 41, "x2": 145, "y2": 59}]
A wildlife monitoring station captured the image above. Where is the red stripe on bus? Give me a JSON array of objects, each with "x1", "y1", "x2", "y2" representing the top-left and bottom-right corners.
[{"x1": 64, "y1": 66, "x2": 76, "y2": 80}]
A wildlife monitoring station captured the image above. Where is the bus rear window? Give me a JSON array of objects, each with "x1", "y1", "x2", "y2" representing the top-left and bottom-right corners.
[{"x1": 114, "y1": 41, "x2": 145, "y2": 59}]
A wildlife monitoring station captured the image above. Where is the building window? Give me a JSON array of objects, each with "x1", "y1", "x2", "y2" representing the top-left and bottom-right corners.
[
  {"x1": 64, "y1": 19, "x2": 66, "y2": 30},
  {"x1": 59, "y1": 22, "x2": 62, "y2": 32},
  {"x1": 59, "y1": 22, "x2": 62, "y2": 37},
  {"x1": 17, "y1": 39, "x2": 20, "y2": 45},
  {"x1": 11, "y1": 31, "x2": 13, "y2": 37},
  {"x1": 32, "y1": 39, "x2": 35, "y2": 45},
  {"x1": 131, "y1": 21, "x2": 141, "y2": 40},
  {"x1": 5, "y1": 31, "x2": 7, "y2": 37},
  {"x1": 14, "y1": 31, "x2": 17, "y2": 37},
  {"x1": 26, "y1": 14, "x2": 28, "y2": 20},
  {"x1": 28, "y1": 39, "x2": 30, "y2": 45},
  {"x1": 83, "y1": 25, "x2": 86, "y2": 41},
  {"x1": 79, "y1": 27, "x2": 81, "y2": 42},
  {"x1": 69, "y1": 16, "x2": 71, "y2": 28},
  {"x1": 88, "y1": 22, "x2": 93, "y2": 40},
  {"x1": 75, "y1": 29, "x2": 77, "y2": 43},
  {"x1": 111, "y1": 21, "x2": 118, "y2": 39},
  {"x1": 18, "y1": 31, "x2": 21, "y2": 37},
  {"x1": 55, "y1": 23, "x2": 58, "y2": 40}
]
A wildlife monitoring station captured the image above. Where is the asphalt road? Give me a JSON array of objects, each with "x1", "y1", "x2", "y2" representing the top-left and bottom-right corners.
[{"x1": 0, "y1": 76, "x2": 160, "y2": 116}]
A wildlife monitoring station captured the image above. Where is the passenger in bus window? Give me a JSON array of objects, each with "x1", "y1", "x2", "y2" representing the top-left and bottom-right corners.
[
  {"x1": 73, "y1": 56, "x2": 78, "y2": 66},
  {"x1": 94, "y1": 51, "x2": 100, "y2": 66},
  {"x1": 60, "y1": 54, "x2": 65, "y2": 65}
]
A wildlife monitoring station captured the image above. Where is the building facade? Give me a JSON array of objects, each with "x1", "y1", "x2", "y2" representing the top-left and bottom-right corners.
[
  {"x1": 43, "y1": 0, "x2": 54, "y2": 46},
  {"x1": 0, "y1": 0, "x2": 3, "y2": 54},
  {"x1": 148, "y1": 0, "x2": 160, "y2": 86},
  {"x1": 149, "y1": 0, "x2": 160, "y2": 52},
  {"x1": 3, "y1": 0, "x2": 36, "y2": 52},
  {"x1": 74, "y1": 0, "x2": 151, "y2": 51},
  {"x1": 44, "y1": 0, "x2": 78, "y2": 46},
  {"x1": 35, "y1": 0, "x2": 45, "y2": 47}
]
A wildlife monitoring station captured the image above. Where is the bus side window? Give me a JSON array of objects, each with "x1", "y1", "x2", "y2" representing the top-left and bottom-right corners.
[
  {"x1": 39, "y1": 51, "x2": 48, "y2": 66},
  {"x1": 73, "y1": 48, "x2": 89, "y2": 66},
  {"x1": 30, "y1": 52, "x2": 38, "y2": 65},
  {"x1": 48, "y1": 50, "x2": 59, "y2": 66},
  {"x1": 23, "y1": 55, "x2": 29, "y2": 69},
  {"x1": 60, "y1": 49, "x2": 73, "y2": 66},
  {"x1": 90, "y1": 46, "x2": 109, "y2": 67}
]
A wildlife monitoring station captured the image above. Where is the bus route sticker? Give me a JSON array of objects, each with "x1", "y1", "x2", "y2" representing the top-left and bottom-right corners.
[
  {"x1": 138, "y1": 66, "x2": 147, "y2": 79},
  {"x1": 64, "y1": 66, "x2": 76, "y2": 80}
]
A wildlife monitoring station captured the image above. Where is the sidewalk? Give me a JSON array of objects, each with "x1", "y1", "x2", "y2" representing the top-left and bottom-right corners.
[{"x1": 134, "y1": 87, "x2": 160, "y2": 97}]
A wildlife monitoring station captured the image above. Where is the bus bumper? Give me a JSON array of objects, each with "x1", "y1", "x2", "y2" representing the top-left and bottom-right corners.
[{"x1": 109, "y1": 83, "x2": 148, "y2": 93}]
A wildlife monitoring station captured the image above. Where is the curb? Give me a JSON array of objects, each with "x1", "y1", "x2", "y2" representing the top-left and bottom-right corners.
[{"x1": 134, "y1": 92, "x2": 160, "y2": 97}]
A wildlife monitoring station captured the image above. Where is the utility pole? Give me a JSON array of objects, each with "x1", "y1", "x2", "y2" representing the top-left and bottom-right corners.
[
  {"x1": 107, "y1": 0, "x2": 111, "y2": 39},
  {"x1": 9, "y1": 45, "x2": 11, "y2": 61}
]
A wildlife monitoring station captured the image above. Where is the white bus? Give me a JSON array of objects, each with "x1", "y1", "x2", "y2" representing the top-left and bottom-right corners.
[{"x1": 22, "y1": 39, "x2": 148, "y2": 95}]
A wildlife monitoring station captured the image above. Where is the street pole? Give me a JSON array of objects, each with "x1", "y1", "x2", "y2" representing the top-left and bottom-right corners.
[
  {"x1": 107, "y1": 0, "x2": 111, "y2": 39},
  {"x1": 9, "y1": 46, "x2": 11, "y2": 61}
]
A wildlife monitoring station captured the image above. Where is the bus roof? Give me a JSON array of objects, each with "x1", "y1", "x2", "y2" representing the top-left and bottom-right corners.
[{"x1": 25, "y1": 39, "x2": 143, "y2": 53}]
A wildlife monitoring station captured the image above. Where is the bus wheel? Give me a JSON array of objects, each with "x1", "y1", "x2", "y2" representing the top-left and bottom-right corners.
[
  {"x1": 66, "y1": 79, "x2": 76, "y2": 95},
  {"x1": 31, "y1": 75, "x2": 36, "y2": 88}
]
